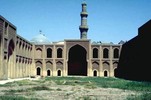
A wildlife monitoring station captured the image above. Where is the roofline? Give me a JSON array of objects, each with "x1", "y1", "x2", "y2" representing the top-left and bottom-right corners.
[{"x1": 0, "y1": 15, "x2": 17, "y2": 29}]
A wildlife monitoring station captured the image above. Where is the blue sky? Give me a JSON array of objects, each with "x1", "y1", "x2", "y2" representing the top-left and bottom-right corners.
[{"x1": 0, "y1": 0, "x2": 151, "y2": 44}]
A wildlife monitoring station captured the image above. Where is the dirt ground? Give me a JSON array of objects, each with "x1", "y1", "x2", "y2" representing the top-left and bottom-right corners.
[{"x1": 0, "y1": 77, "x2": 140, "y2": 100}]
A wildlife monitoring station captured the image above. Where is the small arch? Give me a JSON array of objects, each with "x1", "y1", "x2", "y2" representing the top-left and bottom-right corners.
[
  {"x1": 103, "y1": 62, "x2": 110, "y2": 71},
  {"x1": 37, "y1": 67, "x2": 41, "y2": 75},
  {"x1": 93, "y1": 48, "x2": 98, "y2": 58},
  {"x1": 104, "y1": 70, "x2": 108, "y2": 77},
  {"x1": 92, "y1": 62, "x2": 99, "y2": 71},
  {"x1": 36, "y1": 48, "x2": 42, "y2": 58},
  {"x1": 47, "y1": 48, "x2": 52, "y2": 58},
  {"x1": 56, "y1": 61, "x2": 63, "y2": 69},
  {"x1": 57, "y1": 48, "x2": 63, "y2": 58},
  {"x1": 47, "y1": 70, "x2": 51, "y2": 76},
  {"x1": 103, "y1": 48, "x2": 109, "y2": 58},
  {"x1": 57, "y1": 70, "x2": 61, "y2": 76},
  {"x1": 46, "y1": 61, "x2": 53, "y2": 69},
  {"x1": 36, "y1": 61, "x2": 42, "y2": 66},
  {"x1": 113, "y1": 62, "x2": 118, "y2": 69},
  {"x1": 114, "y1": 48, "x2": 119, "y2": 58},
  {"x1": 93, "y1": 70, "x2": 97, "y2": 76},
  {"x1": 56, "y1": 61, "x2": 63, "y2": 65}
]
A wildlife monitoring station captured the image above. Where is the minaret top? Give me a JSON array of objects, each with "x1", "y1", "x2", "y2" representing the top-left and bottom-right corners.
[{"x1": 79, "y1": 1, "x2": 89, "y2": 39}]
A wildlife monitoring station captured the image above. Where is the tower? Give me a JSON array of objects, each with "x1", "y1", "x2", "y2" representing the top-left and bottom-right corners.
[{"x1": 79, "y1": 1, "x2": 89, "y2": 39}]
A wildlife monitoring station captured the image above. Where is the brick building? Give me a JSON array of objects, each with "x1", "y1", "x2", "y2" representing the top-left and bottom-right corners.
[{"x1": 0, "y1": 2, "x2": 122, "y2": 80}]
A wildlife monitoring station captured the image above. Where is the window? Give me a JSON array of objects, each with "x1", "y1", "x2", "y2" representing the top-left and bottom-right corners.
[
  {"x1": 57, "y1": 48, "x2": 62, "y2": 58},
  {"x1": 103, "y1": 48, "x2": 109, "y2": 58},
  {"x1": 114, "y1": 48, "x2": 119, "y2": 58},
  {"x1": 47, "y1": 48, "x2": 52, "y2": 58},
  {"x1": 93, "y1": 48, "x2": 98, "y2": 58}
]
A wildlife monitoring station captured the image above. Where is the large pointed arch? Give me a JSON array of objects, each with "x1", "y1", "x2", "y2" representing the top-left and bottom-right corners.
[
  {"x1": 8, "y1": 39, "x2": 15, "y2": 60},
  {"x1": 68, "y1": 44, "x2": 87, "y2": 76}
]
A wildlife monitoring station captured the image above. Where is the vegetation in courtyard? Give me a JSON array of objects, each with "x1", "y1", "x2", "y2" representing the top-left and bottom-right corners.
[{"x1": 0, "y1": 77, "x2": 151, "y2": 100}]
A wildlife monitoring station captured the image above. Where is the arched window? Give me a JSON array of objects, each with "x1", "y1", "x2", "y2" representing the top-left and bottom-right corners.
[
  {"x1": 57, "y1": 70, "x2": 61, "y2": 76},
  {"x1": 114, "y1": 48, "x2": 119, "y2": 58},
  {"x1": 47, "y1": 48, "x2": 52, "y2": 58},
  {"x1": 47, "y1": 70, "x2": 51, "y2": 76},
  {"x1": 93, "y1": 70, "x2": 97, "y2": 76},
  {"x1": 57, "y1": 48, "x2": 62, "y2": 58},
  {"x1": 37, "y1": 67, "x2": 41, "y2": 75},
  {"x1": 103, "y1": 48, "x2": 109, "y2": 58},
  {"x1": 104, "y1": 70, "x2": 108, "y2": 77},
  {"x1": 93, "y1": 48, "x2": 98, "y2": 58}
]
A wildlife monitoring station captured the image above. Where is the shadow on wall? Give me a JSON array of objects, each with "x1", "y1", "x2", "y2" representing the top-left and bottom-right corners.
[{"x1": 115, "y1": 19, "x2": 151, "y2": 82}]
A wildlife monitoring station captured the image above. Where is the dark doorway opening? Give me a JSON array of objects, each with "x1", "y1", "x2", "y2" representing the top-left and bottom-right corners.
[
  {"x1": 93, "y1": 70, "x2": 97, "y2": 76},
  {"x1": 37, "y1": 67, "x2": 41, "y2": 75},
  {"x1": 8, "y1": 39, "x2": 15, "y2": 60},
  {"x1": 47, "y1": 70, "x2": 50, "y2": 76},
  {"x1": 104, "y1": 71, "x2": 108, "y2": 77},
  {"x1": 58, "y1": 70, "x2": 61, "y2": 76},
  {"x1": 68, "y1": 45, "x2": 87, "y2": 76}
]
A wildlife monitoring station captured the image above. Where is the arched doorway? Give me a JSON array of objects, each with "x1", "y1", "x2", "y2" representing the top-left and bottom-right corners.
[
  {"x1": 68, "y1": 45, "x2": 87, "y2": 76},
  {"x1": 8, "y1": 39, "x2": 15, "y2": 60},
  {"x1": 37, "y1": 67, "x2": 41, "y2": 75},
  {"x1": 104, "y1": 70, "x2": 108, "y2": 77},
  {"x1": 47, "y1": 70, "x2": 50, "y2": 76},
  {"x1": 57, "y1": 70, "x2": 61, "y2": 76},
  {"x1": 93, "y1": 70, "x2": 97, "y2": 76}
]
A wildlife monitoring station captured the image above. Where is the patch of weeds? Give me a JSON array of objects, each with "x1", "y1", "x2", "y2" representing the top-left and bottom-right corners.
[
  {"x1": 14, "y1": 80, "x2": 33, "y2": 86},
  {"x1": 56, "y1": 88, "x2": 62, "y2": 91},
  {"x1": 3, "y1": 88, "x2": 32, "y2": 95},
  {"x1": 0, "y1": 95, "x2": 27, "y2": 100},
  {"x1": 0, "y1": 95, "x2": 39, "y2": 100},
  {"x1": 84, "y1": 84, "x2": 97, "y2": 89},
  {"x1": 64, "y1": 92, "x2": 74, "y2": 99},
  {"x1": 26, "y1": 91, "x2": 35, "y2": 96},
  {"x1": 31, "y1": 85, "x2": 50, "y2": 91},
  {"x1": 77, "y1": 96, "x2": 98, "y2": 100},
  {"x1": 127, "y1": 92, "x2": 151, "y2": 100},
  {"x1": 0, "y1": 95, "x2": 40, "y2": 100},
  {"x1": 54, "y1": 80, "x2": 66, "y2": 85}
]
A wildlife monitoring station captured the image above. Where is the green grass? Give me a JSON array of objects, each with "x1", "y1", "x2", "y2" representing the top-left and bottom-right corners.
[
  {"x1": 1, "y1": 76, "x2": 151, "y2": 100},
  {"x1": 45, "y1": 76, "x2": 151, "y2": 92},
  {"x1": 127, "y1": 92, "x2": 151, "y2": 100},
  {"x1": 45, "y1": 76, "x2": 151, "y2": 100},
  {"x1": 0, "y1": 95, "x2": 39, "y2": 100}
]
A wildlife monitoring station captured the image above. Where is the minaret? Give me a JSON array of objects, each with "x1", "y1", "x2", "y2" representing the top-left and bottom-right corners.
[{"x1": 79, "y1": 1, "x2": 89, "y2": 39}]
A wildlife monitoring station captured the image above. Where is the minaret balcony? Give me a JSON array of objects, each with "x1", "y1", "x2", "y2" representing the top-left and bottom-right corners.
[
  {"x1": 80, "y1": 12, "x2": 88, "y2": 17},
  {"x1": 79, "y1": 25, "x2": 89, "y2": 30}
]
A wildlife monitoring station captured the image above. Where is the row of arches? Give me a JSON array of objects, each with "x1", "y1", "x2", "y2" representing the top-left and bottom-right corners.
[
  {"x1": 16, "y1": 36, "x2": 32, "y2": 58},
  {"x1": 36, "y1": 61, "x2": 63, "y2": 69},
  {"x1": 36, "y1": 67, "x2": 62, "y2": 76},
  {"x1": 92, "y1": 61, "x2": 118, "y2": 70},
  {"x1": 35, "y1": 47, "x2": 63, "y2": 58},
  {"x1": 36, "y1": 67, "x2": 116, "y2": 77},
  {"x1": 93, "y1": 70, "x2": 108, "y2": 77},
  {"x1": 35, "y1": 45, "x2": 118, "y2": 77},
  {"x1": 93, "y1": 69, "x2": 117, "y2": 77},
  {"x1": 92, "y1": 48, "x2": 119, "y2": 58},
  {"x1": 35, "y1": 46, "x2": 120, "y2": 59}
]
